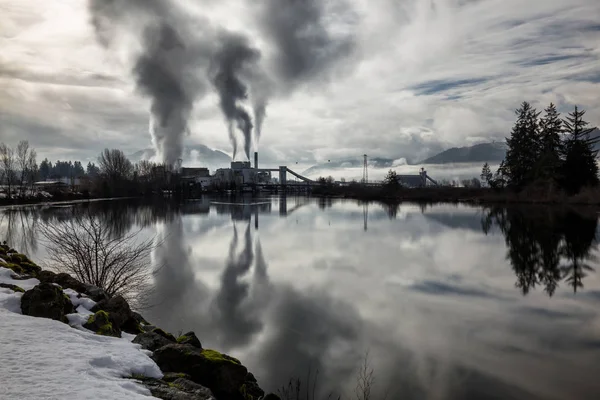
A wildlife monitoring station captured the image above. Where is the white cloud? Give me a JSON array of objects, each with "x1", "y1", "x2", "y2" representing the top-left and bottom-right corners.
[{"x1": 0, "y1": 0, "x2": 598, "y2": 164}]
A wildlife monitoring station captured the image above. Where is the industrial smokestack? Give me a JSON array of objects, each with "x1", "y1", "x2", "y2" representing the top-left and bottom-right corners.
[{"x1": 254, "y1": 151, "x2": 258, "y2": 169}]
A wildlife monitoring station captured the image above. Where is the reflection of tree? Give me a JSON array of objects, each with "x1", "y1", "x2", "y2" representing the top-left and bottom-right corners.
[
  {"x1": 561, "y1": 211, "x2": 597, "y2": 293},
  {"x1": 482, "y1": 207, "x2": 597, "y2": 295},
  {"x1": 0, "y1": 208, "x2": 39, "y2": 255},
  {"x1": 380, "y1": 201, "x2": 400, "y2": 220},
  {"x1": 317, "y1": 197, "x2": 333, "y2": 210},
  {"x1": 0, "y1": 200, "x2": 181, "y2": 253}
]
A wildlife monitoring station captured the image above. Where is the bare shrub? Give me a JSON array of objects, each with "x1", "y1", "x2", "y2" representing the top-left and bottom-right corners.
[
  {"x1": 354, "y1": 352, "x2": 375, "y2": 400},
  {"x1": 39, "y1": 210, "x2": 160, "y2": 308}
]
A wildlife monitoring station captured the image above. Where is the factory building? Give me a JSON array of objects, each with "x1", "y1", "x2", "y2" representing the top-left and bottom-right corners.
[{"x1": 207, "y1": 153, "x2": 273, "y2": 187}]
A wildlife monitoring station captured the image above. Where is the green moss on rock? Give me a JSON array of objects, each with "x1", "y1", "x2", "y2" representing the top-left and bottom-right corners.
[
  {"x1": 0, "y1": 261, "x2": 24, "y2": 274},
  {"x1": 85, "y1": 310, "x2": 118, "y2": 337},
  {"x1": 88, "y1": 310, "x2": 110, "y2": 324},
  {"x1": 201, "y1": 349, "x2": 241, "y2": 365},
  {"x1": 161, "y1": 372, "x2": 190, "y2": 383},
  {"x1": 20, "y1": 261, "x2": 42, "y2": 275},
  {"x1": 97, "y1": 323, "x2": 115, "y2": 336},
  {"x1": 176, "y1": 335, "x2": 189, "y2": 343},
  {"x1": 0, "y1": 283, "x2": 25, "y2": 293}
]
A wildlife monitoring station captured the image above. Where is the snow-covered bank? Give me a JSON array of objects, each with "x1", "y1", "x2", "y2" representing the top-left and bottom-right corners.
[
  {"x1": 0, "y1": 266, "x2": 162, "y2": 400},
  {"x1": 0, "y1": 244, "x2": 278, "y2": 400}
]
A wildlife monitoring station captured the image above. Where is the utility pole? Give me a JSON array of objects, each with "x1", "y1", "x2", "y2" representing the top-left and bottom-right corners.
[{"x1": 362, "y1": 154, "x2": 368, "y2": 184}]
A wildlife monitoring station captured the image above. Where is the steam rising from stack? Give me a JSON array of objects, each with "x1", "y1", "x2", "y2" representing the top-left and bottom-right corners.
[
  {"x1": 210, "y1": 34, "x2": 260, "y2": 161},
  {"x1": 88, "y1": 0, "x2": 355, "y2": 164}
]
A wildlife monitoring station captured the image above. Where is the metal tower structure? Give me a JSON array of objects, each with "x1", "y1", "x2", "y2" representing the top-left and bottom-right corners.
[{"x1": 362, "y1": 154, "x2": 368, "y2": 184}]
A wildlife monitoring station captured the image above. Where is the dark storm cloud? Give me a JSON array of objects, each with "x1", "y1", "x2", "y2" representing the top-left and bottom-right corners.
[{"x1": 256, "y1": 0, "x2": 356, "y2": 88}]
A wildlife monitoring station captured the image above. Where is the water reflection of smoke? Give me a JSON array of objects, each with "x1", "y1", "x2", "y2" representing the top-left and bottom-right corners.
[{"x1": 211, "y1": 223, "x2": 268, "y2": 348}]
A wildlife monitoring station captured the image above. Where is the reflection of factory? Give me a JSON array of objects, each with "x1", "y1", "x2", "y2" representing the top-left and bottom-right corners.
[
  {"x1": 213, "y1": 200, "x2": 272, "y2": 221},
  {"x1": 181, "y1": 152, "x2": 312, "y2": 190}
]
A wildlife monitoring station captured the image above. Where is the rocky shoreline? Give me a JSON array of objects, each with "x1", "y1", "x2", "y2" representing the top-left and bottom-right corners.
[{"x1": 0, "y1": 243, "x2": 279, "y2": 400}]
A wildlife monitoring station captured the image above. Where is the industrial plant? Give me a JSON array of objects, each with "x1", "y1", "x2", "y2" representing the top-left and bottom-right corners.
[{"x1": 179, "y1": 152, "x2": 314, "y2": 192}]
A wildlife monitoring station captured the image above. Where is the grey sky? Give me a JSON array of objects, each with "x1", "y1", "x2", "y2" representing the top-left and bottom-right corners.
[{"x1": 0, "y1": 0, "x2": 599, "y2": 165}]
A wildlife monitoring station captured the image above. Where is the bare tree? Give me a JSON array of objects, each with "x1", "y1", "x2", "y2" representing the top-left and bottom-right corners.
[
  {"x1": 0, "y1": 143, "x2": 16, "y2": 199},
  {"x1": 27, "y1": 148, "x2": 38, "y2": 193},
  {"x1": 98, "y1": 148, "x2": 133, "y2": 181},
  {"x1": 39, "y1": 211, "x2": 159, "y2": 307},
  {"x1": 15, "y1": 140, "x2": 37, "y2": 197},
  {"x1": 355, "y1": 352, "x2": 375, "y2": 400}
]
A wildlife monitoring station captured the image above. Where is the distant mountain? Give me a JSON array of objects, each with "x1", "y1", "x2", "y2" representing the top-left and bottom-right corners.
[
  {"x1": 590, "y1": 128, "x2": 600, "y2": 152},
  {"x1": 129, "y1": 145, "x2": 231, "y2": 168},
  {"x1": 302, "y1": 157, "x2": 395, "y2": 176},
  {"x1": 419, "y1": 142, "x2": 507, "y2": 164}
]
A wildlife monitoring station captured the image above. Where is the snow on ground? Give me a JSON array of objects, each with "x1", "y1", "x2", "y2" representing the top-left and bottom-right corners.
[
  {"x1": 0, "y1": 267, "x2": 39, "y2": 313},
  {"x1": 0, "y1": 267, "x2": 162, "y2": 400}
]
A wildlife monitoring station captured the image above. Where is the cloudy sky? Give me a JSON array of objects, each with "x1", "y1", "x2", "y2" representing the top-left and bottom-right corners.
[{"x1": 1, "y1": 0, "x2": 599, "y2": 165}]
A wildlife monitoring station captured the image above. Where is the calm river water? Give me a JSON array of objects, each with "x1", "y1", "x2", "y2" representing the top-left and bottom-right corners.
[{"x1": 1, "y1": 197, "x2": 600, "y2": 399}]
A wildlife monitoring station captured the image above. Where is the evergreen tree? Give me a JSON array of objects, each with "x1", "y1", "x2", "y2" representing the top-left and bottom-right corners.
[
  {"x1": 480, "y1": 162, "x2": 493, "y2": 186},
  {"x1": 536, "y1": 103, "x2": 563, "y2": 183},
  {"x1": 561, "y1": 106, "x2": 599, "y2": 194},
  {"x1": 504, "y1": 102, "x2": 541, "y2": 188},
  {"x1": 39, "y1": 158, "x2": 52, "y2": 181},
  {"x1": 73, "y1": 161, "x2": 85, "y2": 177},
  {"x1": 86, "y1": 162, "x2": 100, "y2": 177}
]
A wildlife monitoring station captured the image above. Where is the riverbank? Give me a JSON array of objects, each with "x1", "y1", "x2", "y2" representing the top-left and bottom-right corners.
[
  {"x1": 0, "y1": 244, "x2": 279, "y2": 400},
  {"x1": 311, "y1": 184, "x2": 600, "y2": 205}
]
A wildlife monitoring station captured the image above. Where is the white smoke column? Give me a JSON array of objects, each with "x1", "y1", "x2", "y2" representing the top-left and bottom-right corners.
[{"x1": 89, "y1": 0, "x2": 212, "y2": 167}]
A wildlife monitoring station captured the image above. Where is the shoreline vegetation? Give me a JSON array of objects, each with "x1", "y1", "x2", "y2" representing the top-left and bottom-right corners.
[
  {"x1": 310, "y1": 184, "x2": 600, "y2": 206},
  {"x1": 2, "y1": 185, "x2": 600, "y2": 211}
]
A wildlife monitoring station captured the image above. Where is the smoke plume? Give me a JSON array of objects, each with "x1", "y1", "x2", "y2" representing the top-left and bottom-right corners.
[
  {"x1": 89, "y1": 0, "x2": 356, "y2": 163},
  {"x1": 88, "y1": 0, "x2": 212, "y2": 167},
  {"x1": 257, "y1": 0, "x2": 355, "y2": 89},
  {"x1": 210, "y1": 34, "x2": 261, "y2": 161},
  {"x1": 248, "y1": 0, "x2": 356, "y2": 147}
]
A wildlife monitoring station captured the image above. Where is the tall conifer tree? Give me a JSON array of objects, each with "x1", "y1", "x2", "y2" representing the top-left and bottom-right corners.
[{"x1": 561, "y1": 106, "x2": 599, "y2": 193}]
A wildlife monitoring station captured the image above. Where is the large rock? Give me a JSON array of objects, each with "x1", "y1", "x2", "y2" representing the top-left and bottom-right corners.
[
  {"x1": 242, "y1": 373, "x2": 264, "y2": 399},
  {"x1": 92, "y1": 295, "x2": 131, "y2": 326},
  {"x1": 21, "y1": 283, "x2": 74, "y2": 322},
  {"x1": 53, "y1": 273, "x2": 88, "y2": 294},
  {"x1": 131, "y1": 310, "x2": 150, "y2": 325},
  {"x1": 83, "y1": 284, "x2": 110, "y2": 302},
  {"x1": 152, "y1": 328, "x2": 177, "y2": 342},
  {"x1": 152, "y1": 344, "x2": 248, "y2": 399},
  {"x1": 133, "y1": 331, "x2": 174, "y2": 352},
  {"x1": 37, "y1": 271, "x2": 109, "y2": 302},
  {"x1": 36, "y1": 270, "x2": 57, "y2": 284},
  {"x1": 91, "y1": 295, "x2": 141, "y2": 334},
  {"x1": 83, "y1": 310, "x2": 120, "y2": 337},
  {"x1": 139, "y1": 377, "x2": 216, "y2": 400},
  {"x1": 176, "y1": 331, "x2": 202, "y2": 349}
]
